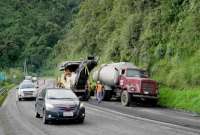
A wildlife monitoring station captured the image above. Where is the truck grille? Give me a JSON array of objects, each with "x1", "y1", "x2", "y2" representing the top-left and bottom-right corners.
[{"x1": 142, "y1": 82, "x2": 154, "y2": 94}]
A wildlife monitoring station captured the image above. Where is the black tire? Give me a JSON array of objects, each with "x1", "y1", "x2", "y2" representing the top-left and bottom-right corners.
[
  {"x1": 150, "y1": 99, "x2": 158, "y2": 106},
  {"x1": 77, "y1": 118, "x2": 84, "y2": 124},
  {"x1": 82, "y1": 93, "x2": 90, "y2": 101},
  {"x1": 103, "y1": 91, "x2": 112, "y2": 101},
  {"x1": 42, "y1": 110, "x2": 49, "y2": 124},
  {"x1": 121, "y1": 91, "x2": 131, "y2": 106},
  {"x1": 18, "y1": 97, "x2": 22, "y2": 101}
]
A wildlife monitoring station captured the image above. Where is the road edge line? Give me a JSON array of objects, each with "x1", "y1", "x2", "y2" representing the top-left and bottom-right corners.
[{"x1": 86, "y1": 103, "x2": 200, "y2": 134}]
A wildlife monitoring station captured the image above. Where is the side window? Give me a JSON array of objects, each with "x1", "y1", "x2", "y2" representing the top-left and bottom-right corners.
[{"x1": 121, "y1": 69, "x2": 125, "y2": 75}]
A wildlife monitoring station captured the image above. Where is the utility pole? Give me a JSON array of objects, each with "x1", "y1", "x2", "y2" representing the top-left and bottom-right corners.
[{"x1": 24, "y1": 59, "x2": 28, "y2": 76}]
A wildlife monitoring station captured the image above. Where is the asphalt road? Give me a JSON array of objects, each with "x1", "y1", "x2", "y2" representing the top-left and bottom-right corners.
[{"x1": 0, "y1": 89, "x2": 200, "y2": 135}]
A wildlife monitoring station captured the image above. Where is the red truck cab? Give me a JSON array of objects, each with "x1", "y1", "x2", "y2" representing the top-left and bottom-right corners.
[{"x1": 118, "y1": 68, "x2": 158, "y2": 106}]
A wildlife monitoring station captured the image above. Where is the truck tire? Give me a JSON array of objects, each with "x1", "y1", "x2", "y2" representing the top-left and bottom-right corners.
[
  {"x1": 81, "y1": 91, "x2": 90, "y2": 101},
  {"x1": 103, "y1": 91, "x2": 112, "y2": 101},
  {"x1": 121, "y1": 91, "x2": 131, "y2": 106},
  {"x1": 150, "y1": 99, "x2": 158, "y2": 106}
]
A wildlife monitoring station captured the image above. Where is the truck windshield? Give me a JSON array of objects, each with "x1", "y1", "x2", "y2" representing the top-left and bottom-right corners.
[{"x1": 127, "y1": 69, "x2": 147, "y2": 78}]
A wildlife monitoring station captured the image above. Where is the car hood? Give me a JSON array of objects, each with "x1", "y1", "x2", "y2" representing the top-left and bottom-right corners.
[{"x1": 20, "y1": 88, "x2": 36, "y2": 92}]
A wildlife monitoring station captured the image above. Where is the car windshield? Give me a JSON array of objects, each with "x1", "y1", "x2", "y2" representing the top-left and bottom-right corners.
[
  {"x1": 47, "y1": 90, "x2": 78, "y2": 100},
  {"x1": 21, "y1": 83, "x2": 34, "y2": 89},
  {"x1": 127, "y1": 69, "x2": 148, "y2": 78}
]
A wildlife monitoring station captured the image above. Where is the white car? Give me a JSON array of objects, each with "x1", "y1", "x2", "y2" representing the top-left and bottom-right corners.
[{"x1": 17, "y1": 83, "x2": 37, "y2": 101}]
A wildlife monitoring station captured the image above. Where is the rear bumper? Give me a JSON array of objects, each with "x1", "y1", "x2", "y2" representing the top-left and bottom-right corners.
[{"x1": 45, "y1": 108, "x2": 85, "y2": 121}]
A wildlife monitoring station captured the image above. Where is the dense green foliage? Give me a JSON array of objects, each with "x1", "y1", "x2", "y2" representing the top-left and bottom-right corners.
[
  {"x1": 0, "y1": 0, "x2": 80, "y2": 72},
  {"x1": 0, "y1": 82, "x2": 15, "y2": 106},
  {"x1": 159, "y1": 86, "x2": 200, "y2": 113},
  {"x1": 1, "y1": 0, "x2": 200, "y2": 89},
  {"x1": 52, "y1": 0, "x2": 200, "y2": 89}
]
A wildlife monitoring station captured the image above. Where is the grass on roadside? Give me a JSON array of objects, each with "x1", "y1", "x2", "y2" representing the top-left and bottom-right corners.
[
  {"x1": 159, "y1": 86, "x2": 200, "y2": 113},
  {"x1": 0, "y1": 83, "x2": 15, "y2": 106}
]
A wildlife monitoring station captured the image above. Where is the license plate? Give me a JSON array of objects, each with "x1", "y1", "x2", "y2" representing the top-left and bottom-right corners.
[{"x1": 63, "y1": 112, "x2": 73, "y2": 117}]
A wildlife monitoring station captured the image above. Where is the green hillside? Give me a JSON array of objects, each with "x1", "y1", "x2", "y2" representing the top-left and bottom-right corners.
[
  {"x1": 0, "y1": 0, "x2": 80, "y2": 72},
  {"x1": 51, "y1": 0, "x2": 200, "y2": 89}
]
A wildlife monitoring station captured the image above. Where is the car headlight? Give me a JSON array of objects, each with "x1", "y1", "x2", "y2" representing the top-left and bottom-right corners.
[
  {"x1": 80, "y1": 103, "x2": 84, "y2": 108},
  {"x1": 46, "y1": 103, "x2": 54, "y2": 110}
]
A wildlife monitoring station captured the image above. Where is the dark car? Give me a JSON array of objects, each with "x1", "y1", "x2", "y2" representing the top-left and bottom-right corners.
[{"x1": 35, "y1": 88, "x2": 85, "y2": 124}]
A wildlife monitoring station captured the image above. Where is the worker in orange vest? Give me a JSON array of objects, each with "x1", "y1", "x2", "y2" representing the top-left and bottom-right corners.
[{"x1": 96, "y1": 81, "x2": 104, "y2": 104}]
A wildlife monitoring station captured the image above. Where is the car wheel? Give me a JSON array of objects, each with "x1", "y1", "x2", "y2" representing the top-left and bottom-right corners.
[
  {"x1": 42, "y1": 110, "x2": 48, "y2": 124},
  {"x1": 18, "y1": 97, "x2": 22, "y2": 101},
  {"x1": 121, "y1": 91, "x2": 131, "y2": 106},
  {"x1": 77, "y1": 118, "x2": 84, "y2": 124}
]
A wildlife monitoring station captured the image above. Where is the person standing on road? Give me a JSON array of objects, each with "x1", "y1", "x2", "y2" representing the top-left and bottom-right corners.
[{"x1": 96, "y1": 81, "x2": 104, "y2": 104}]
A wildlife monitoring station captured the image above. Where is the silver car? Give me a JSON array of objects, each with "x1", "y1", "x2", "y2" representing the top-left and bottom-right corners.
[
  {"x1": 17, "y1": 83, "x2": 37, "y2": 101},
  {"x1": 35, "y1": 88, "x2": 85, "y2": 124}
]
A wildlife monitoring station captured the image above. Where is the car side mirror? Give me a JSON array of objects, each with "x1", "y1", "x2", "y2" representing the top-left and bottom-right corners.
[{"x1": 38, "y1": 97, "x2": 43, "y2": 101}]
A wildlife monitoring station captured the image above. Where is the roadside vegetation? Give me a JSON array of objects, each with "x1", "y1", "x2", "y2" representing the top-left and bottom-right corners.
[
  {"x1": 159, "y1": 86, "x2": 200, "y2": 113},
  {"x1": 0, "y1": 82, "x2": 15, "y2": 106},
  {"x1": 0, "y1": 69, "x2": 22, "y2": 106}
]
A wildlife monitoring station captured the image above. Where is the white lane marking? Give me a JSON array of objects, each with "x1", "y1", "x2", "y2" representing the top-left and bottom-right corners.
[{"x1": 86, "y1": 103, "x2": 200, "y2": 134}]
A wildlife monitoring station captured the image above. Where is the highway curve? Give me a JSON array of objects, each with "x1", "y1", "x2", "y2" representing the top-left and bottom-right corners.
[{"x1": 0, "y1": 89, "x2": 200, "y2": 135}]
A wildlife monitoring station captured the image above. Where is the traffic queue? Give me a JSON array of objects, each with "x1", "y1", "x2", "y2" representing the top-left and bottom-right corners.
[{"x1": 16, "y1": 57, "x2": 159, "y2": 124}]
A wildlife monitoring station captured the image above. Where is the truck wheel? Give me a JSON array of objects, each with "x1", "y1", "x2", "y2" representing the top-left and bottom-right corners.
[
  {"x1": 150, "y1": 99, "x2": 158, "y2": 106},
  {"x1": 103, "y1": 91, "x2": 112, "y2": 101},
  {"x1": 121, "y1": 91, "x2": 131, "y2": 106},
  {"x1": 81, "y1": 92, "x2": 90, "y2": 101}
]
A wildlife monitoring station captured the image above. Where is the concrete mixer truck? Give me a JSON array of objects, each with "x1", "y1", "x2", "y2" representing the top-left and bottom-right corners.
[{"x1": 93, "y1": 62, "x2": 159, "y2": 106}]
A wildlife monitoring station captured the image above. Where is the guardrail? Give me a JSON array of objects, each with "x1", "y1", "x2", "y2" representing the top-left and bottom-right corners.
[{"x1": 0, "y1": 88, "x2": 8, "y2": 96}]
